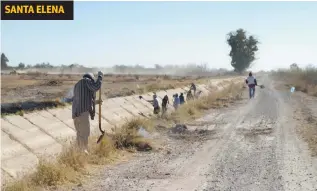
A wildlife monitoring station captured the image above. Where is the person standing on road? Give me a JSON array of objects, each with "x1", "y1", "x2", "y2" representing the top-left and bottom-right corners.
[
  {"x1": 245, "y1": 72, "x2": 257, "y2": 99},
  {"x1": 72, "y1": 71, "x2": 103, "y2": 155}
]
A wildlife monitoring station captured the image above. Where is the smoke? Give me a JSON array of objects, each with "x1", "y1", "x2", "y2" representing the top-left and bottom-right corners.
[{"x1": 4, "y1": 63, "x2": 234, "y2": 77}]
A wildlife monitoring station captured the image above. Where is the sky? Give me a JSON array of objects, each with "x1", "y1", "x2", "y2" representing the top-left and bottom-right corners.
[{"x1": 1, "y1": 1, "x2": 317, "y2": 71}]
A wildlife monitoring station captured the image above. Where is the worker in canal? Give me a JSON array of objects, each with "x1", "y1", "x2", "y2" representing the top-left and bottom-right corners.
[
  {"x1": 153, "y1": 94, "x2": 160, "y2": 115},
  {"x1": 161, "y1": 94, "x2": 169, "y2": 116}
]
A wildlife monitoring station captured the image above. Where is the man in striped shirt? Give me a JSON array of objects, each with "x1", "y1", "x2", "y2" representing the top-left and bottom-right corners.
[{"x1": 72, "y1": 71, "x2": 103, "y2": 154}]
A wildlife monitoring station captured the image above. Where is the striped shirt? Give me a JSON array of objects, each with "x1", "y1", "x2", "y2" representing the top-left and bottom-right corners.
[{"x1": 72, "y1": 76, "x2": 102, "y2": 119}]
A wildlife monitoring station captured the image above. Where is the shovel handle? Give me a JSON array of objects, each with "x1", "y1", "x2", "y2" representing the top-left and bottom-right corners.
[
  {"x1": 98, "y1": 88, "x2": 102, "y2": 130},
  {"x1": 97, "y1": 87, "x2": 105, "y2": 144}
]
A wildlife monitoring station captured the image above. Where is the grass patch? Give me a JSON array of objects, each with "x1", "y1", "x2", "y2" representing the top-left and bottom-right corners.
[{"x1": 2, "y1": 81, "x2": 243, "y2": 191}]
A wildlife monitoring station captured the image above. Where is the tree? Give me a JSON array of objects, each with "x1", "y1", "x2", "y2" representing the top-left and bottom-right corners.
[
  {"x1": 155, "y1": 64, "x2": 163, "y2": 70},
  {"x1": 290, "y1": 63, "x2": 300, "y2": 71},
  {"x1": 1, "y1": 53, "x2": 9, "y2": 69},
  {"x1": 227, "y1": 29, "x2": 259, "y2": 73},
  {"x1": 18, "y1": 62, "x2": 25, "y2": 69}
]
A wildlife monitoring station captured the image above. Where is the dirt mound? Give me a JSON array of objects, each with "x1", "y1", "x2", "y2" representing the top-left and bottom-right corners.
[
  {"x1": 168, "y1": 123, "x2": 217, "y2": 142},
  {"x1": 170, "y1": 124, "x2": 188, "y2": 134}
]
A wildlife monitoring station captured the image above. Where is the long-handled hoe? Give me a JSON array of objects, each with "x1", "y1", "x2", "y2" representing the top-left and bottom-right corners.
[{"x1": 97, "y1": 87, "x2": 105, "y2": 144}]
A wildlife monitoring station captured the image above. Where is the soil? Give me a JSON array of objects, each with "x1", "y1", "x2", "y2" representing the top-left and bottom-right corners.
[{"x1": 1, "y1": 73, "x2": 216, "y2": 104}]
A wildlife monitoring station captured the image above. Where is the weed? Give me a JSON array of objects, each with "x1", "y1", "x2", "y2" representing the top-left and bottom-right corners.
[{"x1": 58, "y1": 146, "x2": 88, "y2": 172}]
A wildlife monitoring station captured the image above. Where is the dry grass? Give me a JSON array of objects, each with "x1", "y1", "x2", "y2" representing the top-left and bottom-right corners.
[
  {"x1": 2, "y1": 82, "x2": 244, "y2": 191},
  {"x1": 272, "y1": 67, "x2": 317, "y2": 96},
  {"x1": 1, "y1": 73, "x2": 212, "y2": 103},
  {"x1": 111, "y1": 118, "x2": 154, "y2": 151},
  {"x1": 2, "y1": 118, "x2": 155, "y2": 191}
]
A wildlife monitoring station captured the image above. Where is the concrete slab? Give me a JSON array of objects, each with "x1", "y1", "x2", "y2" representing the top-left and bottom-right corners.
[
  {"x1": 2, "y1": 117, "x2": 62, "y2": 158},
  {"x1": 124, "y1": 96, "x2": 152, "y2": 116},
  {"x1": 139, "y1": 93, "x2": 154, "y2": 103},
  {"x1": 89, "y1": 115, "x2": 113, "y2": 133},
  {"x1": 106, "y1": 97, "x2": 136, "y2": 119},
  {"x1": 1, "y1": 169, "x2": 13, "y2": 186},
  {"x1": 120, "y1": 104, "x2": 142, "y2": 117},
  {"x1": 49, "y1": 106, "x2": 113, "y2": 135},
  {"x1": 1, "y1": 132, "x2": 39, "y2": 179},
  {"x1": 174, "y1": 88, "x2": 186, "y2": 95},
  {"x1": 197, "y1": 84, "x2": 210, "y2": 96},
  {"x1": 24, "y1": 111, "x2": 75, "y2": 141},
  {"x1": 95, "y1": 98, "x2": 131, "y2": 126},
  {"x1": 105, "y1": 97, "x2": 123, "y2": 107},
  {"x1": 155, "y1": 90, "x2": 168, "y2": 99},
  {"x1": 47, "y1": 107, "x2": 74, "y2": 129},
  {"x1": 135, "y1": 93, "x2": 154, "y2": 109},
  {"x1": 97, "y1": 108, "x2": 124, "y2": 127},
  {"x1": 166, "y1": 89, "x2": 179, "y2": 97},
  {"x1": 89, "y1": 118, "x2": 114, "y2": 135},
  {"x1": 182, "y1": 86, "x2": 190, "y2": 92}
]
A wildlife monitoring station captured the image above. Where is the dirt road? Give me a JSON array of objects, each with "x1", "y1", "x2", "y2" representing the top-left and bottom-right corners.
[{"x1": 73, "y1": 75, "x2": 317, "y2": 191}]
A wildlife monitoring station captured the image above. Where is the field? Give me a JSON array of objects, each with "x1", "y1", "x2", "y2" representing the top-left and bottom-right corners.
[
  {"x1": 1, "y1": 72, "x2": 229, "y2": 104},
  {"x1": 271, "y1": 67, "x2": 317, "y2": 97}
]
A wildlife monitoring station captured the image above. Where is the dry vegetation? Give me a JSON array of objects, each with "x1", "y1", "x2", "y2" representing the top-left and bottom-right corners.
[
  {"x1": 2, "y1": 82, "x2": 244, "y2": 191},
  {"x1": 1, "y1": 73, "x2": 214, "y2": 104},
  {"x1": 272, "y1": 67, "x2": 317, "y2": 96}
]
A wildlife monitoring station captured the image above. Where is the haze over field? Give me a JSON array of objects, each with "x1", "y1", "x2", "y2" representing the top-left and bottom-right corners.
[{"x1": 1, "y1": 1, "x2": 317, "y2": 71}]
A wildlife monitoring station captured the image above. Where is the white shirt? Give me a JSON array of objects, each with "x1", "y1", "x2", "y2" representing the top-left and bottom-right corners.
[{"x1": 246, "y1": 76, "x2": 256, "y2": 85}]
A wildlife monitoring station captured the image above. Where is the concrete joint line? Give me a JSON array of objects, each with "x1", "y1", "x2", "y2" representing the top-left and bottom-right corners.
[
  {"x1": 100, "y1": 115, "x2": 116, "y2": 127},
  {"x1": 133, "y1": 97, "x2": 152, "y2": 110},
  {"x1": 46, "y1": 109, "x2": 75, "y2": 130},
  {"x1": 120, "y1": 105, "x2": 138, "y2": 118},
  {"x1": 123, "y1": 98, "x2": 139, "y2": 110},
  {"x1": 2, "y1": 169, "x2": 15, "y2": 179},
  {"x1": 38, "y1": 111, "x2": 75, "y2": 132},
  {"x1": 1, "y1": 128, "x2": 38, "y2": 159},
  {"x1": 22, "y1": 116, "x2": 64, "y2": 146}
]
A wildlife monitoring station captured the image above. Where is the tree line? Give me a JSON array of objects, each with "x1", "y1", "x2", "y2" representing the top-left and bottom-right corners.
[{"x1": 2, "y1": 28, "x2": 261, "y2": 73}]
